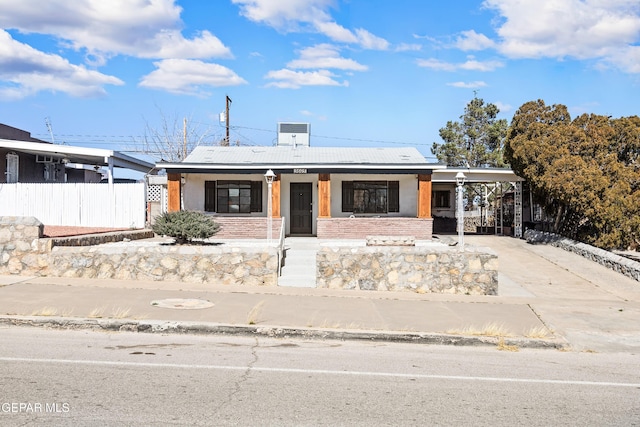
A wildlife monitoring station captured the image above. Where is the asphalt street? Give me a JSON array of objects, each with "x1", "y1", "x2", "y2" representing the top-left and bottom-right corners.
[{"x1": 1, "y1": 328, "x2": 639, "y2": 426}]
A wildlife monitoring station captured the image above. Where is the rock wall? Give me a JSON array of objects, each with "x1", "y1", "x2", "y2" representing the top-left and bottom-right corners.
[
  {"x1": 316, "y1": 246, "x2": 498, "y2": 295},
  {"x1": 45, "y1": 245, "x2": 278, "y2": 285},
  {"x1": 0, "y1": 216, "x2": 278, "y2": 286}
]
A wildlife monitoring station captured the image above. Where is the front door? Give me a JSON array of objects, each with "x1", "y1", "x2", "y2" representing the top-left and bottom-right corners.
[{"x1": 290, "y1": 183, "x2": 313, "y2": 235}]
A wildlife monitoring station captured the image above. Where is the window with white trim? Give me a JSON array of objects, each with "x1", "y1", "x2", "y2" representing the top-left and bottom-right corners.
[{"x1": 5, "y1": 153, "x2": 18, "y2": 183}]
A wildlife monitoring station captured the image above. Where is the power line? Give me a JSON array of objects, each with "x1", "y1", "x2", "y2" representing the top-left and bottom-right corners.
[{"x1": 33, "y1": 124, "x2": 434, "y2": 148}]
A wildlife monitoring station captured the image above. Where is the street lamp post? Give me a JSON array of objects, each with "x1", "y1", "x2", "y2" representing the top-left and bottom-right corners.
[
  {"x1": 455, "y1": 172, "x2": 466, "y2": 249},
  {"x1": 264, "y1": 169, "x2": 276, "y2": 243}
]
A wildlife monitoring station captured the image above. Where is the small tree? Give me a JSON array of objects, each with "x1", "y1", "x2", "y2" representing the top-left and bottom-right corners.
[{"x1": 152, "y1": 211, "x2": 220, "y2": 244}]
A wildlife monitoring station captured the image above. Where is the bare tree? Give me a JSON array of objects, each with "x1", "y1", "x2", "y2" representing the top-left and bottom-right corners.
[{"x1": 132, "y1": 105, "x2": 219, "y2": 162}]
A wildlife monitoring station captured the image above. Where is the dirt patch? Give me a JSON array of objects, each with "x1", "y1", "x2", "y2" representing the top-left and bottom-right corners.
[{"x1": 42, "y1": 226, "x2": 134, "y2": 238}]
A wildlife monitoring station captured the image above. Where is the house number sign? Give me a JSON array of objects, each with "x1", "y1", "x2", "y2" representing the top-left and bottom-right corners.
[{"x1": 293, "y1": 168, "x2": 307, "y2": 174}]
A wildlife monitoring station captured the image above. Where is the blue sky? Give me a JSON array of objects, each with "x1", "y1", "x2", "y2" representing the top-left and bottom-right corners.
[{"x1": 1, "y1": 0, "x2": 639, "y2": 171}]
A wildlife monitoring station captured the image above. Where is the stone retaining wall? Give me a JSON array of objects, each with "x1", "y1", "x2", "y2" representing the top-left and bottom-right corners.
[
  {"x1": 0, "y1": 216, "x2": 278, "y2": 286},
  {"x1": 317, "y1": 246, "x2": 498, "y2": 295},
  {"x1": 45, "y1": 245, "x2": 278, "y2": 285},
  {"x1": 525, "y1": 230, "x2": 640, "y2": 282}
]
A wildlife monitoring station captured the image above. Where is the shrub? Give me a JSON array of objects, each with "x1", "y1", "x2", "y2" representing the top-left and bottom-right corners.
[{"x1": 152, "y1": 210, "x2": 220, "y2": 244}]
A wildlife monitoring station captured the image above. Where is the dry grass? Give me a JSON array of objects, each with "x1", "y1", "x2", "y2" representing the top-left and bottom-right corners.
[
  {"x1": 111, "y1": 307, "x2": 131, "y2": 319},
  {"x1": 497, "y1": 338, "x2": 520, "y2": 352},
  {"x1": 447, "y1": 322, "x2": 514, "y2": 338},
  {"x1": 31, "y1": 307, "x2": 58, "y2": 316},
  {"x1": 88, "y1": 307, "x2": 105, "y2": 318},
  {"x1": 247, "y1": 301, "x2": 265, "y2": 325},
  {"x1": 524, "y1": 326, "x2": 551, "y2": 339}
]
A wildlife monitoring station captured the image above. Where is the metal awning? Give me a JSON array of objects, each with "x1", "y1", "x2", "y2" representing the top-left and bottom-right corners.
[{"x1": 0, "y1": 139, "x2": 156, "y2": 182}]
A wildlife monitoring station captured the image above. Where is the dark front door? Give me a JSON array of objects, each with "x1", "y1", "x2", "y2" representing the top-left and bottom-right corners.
[{"x1": 290, "y1": 183, "x2": 313, "y2": 235}]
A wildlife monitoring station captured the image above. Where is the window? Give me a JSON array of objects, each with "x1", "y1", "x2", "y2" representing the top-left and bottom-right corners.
[
  {"x1": 342, "y1": 181, "x2": 399, "y2": 213},
  {"x1": 5, "y1": 153, "x2": 18, "y2": 183},
  {"x1": 205, "y1": 180, "x2": 262, "y2": 213},
  {"x1": 433, "y1": 190, "x2": 450, "y2": 208}
]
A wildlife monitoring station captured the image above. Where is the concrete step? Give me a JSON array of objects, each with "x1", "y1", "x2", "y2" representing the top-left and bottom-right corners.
[{"x1": 278, "y1": 239, "x2": 319, "y2": 288}]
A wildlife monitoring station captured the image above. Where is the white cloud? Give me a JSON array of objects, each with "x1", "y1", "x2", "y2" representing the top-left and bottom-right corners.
[
  {"x1": 314, "y1": 20, "x2": 358, "y2": 44},
  {"x1": 483, "y1": 0, "x2": 640, "y2": 72},
  {"x1": 0, "y1": 29, "x2": 123, "y2": 99},
  {"x1": 354, "y1": 29, "x2": 390, "y2": 50},
  {"x1": 233, "y1": 0, "x2": 389, "y2": 50},
  {"x1": 604, "y1": 45, "x2": 640, "y2": 73},
  {"x1": 0, "y1": 0, "x2": 232, "y2": 60},
  {"x1": 417, "y1": 57, "x2": 503, "y2": 72},
  {"x1": 459, "y1": 59, "x2": 504, "y2": 71},
  {"x1": 396, "y1": 43, "x2": 422, "y2": 52},
  {"x1": 139, "y1": 59, "x2": 247, "y2": 96},
  {"x1": 446, "y1": 81, "x2": 488, "y2": 88},
  {"x1": 265, "y1": 69, "x2": 348, "y2": 89},
  {"x1": 454, "y1": 30, "x2": 496, "y2": 51},
  {"x1": 286, "y1": 44, "x2": 368, "y2": 71},
  {"x1": 494, "y1": 101, "x2": 513, "y2": 113},
  {"x1": 416, "y1": 58, "x2": 457, "y2": 71}
]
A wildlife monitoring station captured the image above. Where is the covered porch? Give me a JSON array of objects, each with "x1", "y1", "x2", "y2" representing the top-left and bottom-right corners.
[{"x1": 158, "y1": 146, "x2": 445, "y2": 240}]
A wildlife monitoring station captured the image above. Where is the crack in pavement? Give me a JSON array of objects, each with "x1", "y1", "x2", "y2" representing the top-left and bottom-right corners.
[{"x1": 210, "y1": 337, "x2": 260, "y2": 419}]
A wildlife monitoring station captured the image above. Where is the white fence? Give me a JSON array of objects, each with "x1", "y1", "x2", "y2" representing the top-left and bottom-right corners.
[{"x1": 0, "y1": 183, "x2": 146, "y2": 228}]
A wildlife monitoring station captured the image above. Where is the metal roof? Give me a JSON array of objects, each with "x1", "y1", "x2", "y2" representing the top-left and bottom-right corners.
[{"x1": 160, "y1": 146, "x2": 443, "y2": 174}]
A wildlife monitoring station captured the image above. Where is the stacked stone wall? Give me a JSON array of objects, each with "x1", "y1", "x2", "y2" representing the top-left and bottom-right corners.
[
  {"x1": 317, "y1": 246, "x2": 498, "y2": 295},
  {"x1": 45, "y1": 246, "x2": 278, "y2": 285},
  {"x1": 0, "y1": 216, "x2": 278, "y2": 286}
]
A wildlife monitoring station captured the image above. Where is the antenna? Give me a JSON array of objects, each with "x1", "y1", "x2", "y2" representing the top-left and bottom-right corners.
[{"x1": 45, "y1": 117, "x2": 55, "y2": 144}]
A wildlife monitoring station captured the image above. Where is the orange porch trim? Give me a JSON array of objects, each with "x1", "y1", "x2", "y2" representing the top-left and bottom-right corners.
[
  {"x1": 167, "y1": 173, "x2": 181, "y2": 212},
  {"x1": 417, "y1": 174, "x2": 432, "y2": 218},
  {"x1": 271, "y1": 175, "x2": 281, "y2": 218},
  {"x1": 318, "y1": 173, "x2": 331, "y2": 218}
]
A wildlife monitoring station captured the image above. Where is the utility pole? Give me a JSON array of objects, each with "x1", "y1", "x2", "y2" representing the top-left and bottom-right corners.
[{"x1": 224, "y1": 95, "x2": 232, "y2": 146}]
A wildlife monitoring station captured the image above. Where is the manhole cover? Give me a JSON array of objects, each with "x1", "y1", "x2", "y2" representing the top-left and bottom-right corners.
[{"x1": 151, "y1": 298, "x2": 214, "y2": 310}]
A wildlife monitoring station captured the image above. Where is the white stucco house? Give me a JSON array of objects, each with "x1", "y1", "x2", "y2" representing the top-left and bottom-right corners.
[{"x1": 156, "y1": 145, "x2": 446, "y2": 239}]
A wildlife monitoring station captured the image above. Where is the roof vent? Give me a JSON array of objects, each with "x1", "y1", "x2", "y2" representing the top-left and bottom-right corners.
[{"x1": 277, "y1": 122, "x2": 310, "y2": 147}]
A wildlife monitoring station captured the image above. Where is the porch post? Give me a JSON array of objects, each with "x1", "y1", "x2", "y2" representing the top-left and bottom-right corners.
[
  {"x1": 417, "y1": 174, "x2": 432, "y2": 218},
  {"x1": 272, "y1": 174, "x2": 281, "y2": 218},
  {"x1": 167, "y1": 173, "x2": 181, "y2": 212},
  {"x1": 318, "y1": 173, "x2": 331, "y2": 218}
]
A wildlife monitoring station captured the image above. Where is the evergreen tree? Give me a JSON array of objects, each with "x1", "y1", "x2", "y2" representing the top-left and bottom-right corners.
[
  {"x1": 431, "y1": 96, "x2": 508, "y2": 167},
  {"x1": 505, "y1": 99, "x2": 640, "y2": 250}
]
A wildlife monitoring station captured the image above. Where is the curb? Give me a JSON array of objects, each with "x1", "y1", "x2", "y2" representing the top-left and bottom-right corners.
[{"x1": 0, "y1": 316, "x2": 567, "y2": 350}]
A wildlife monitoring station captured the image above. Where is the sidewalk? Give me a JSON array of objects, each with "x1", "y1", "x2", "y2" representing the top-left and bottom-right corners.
[{"x1": 0, "y1": 235, "x2": 639, "y2": 353}]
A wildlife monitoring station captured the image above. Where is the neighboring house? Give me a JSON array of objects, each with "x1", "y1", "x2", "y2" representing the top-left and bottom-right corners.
[
  {"x1": 0, "y1": 123, "x2": 75, "y2": 183},
  {"x1": 157, "y1": 145, "x2": 446, "y2": 239},
  {"x1": 0, "y1": 123, "x2": 155, "y2": 184},
  {"x1": 0, "y1": 123, "x2": 157, "y2": 228}
]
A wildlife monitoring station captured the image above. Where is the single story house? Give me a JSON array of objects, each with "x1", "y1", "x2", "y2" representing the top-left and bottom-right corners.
[{"x1": 157, "y1": 145, "x2": 446, "y2": 239}]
